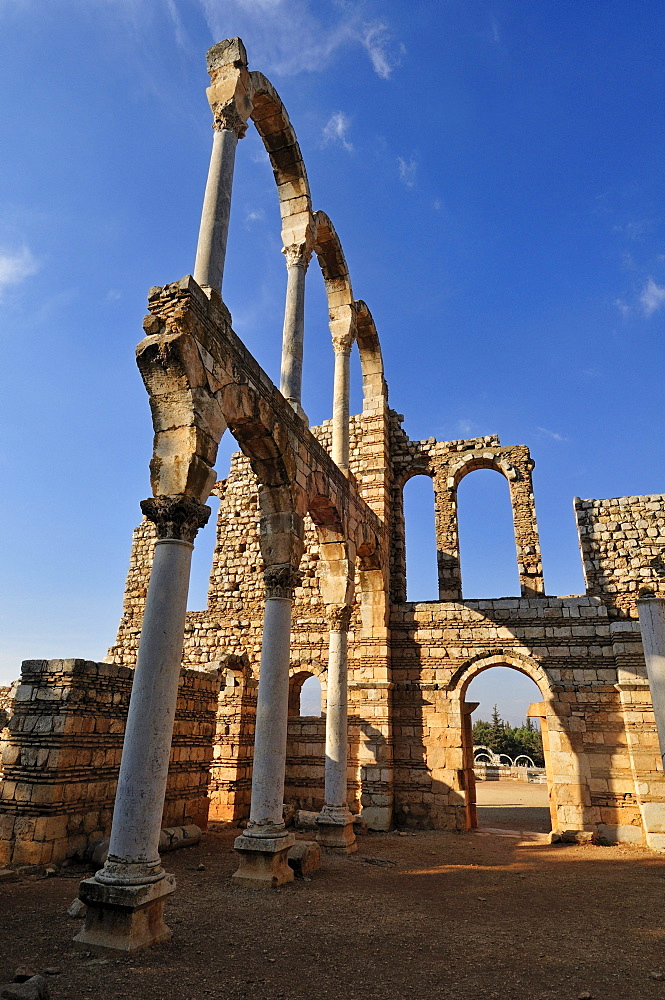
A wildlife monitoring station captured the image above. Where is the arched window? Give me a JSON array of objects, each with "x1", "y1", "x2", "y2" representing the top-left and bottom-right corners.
[
  {"x1": 288, "y1": 670, "x2": 322, "y2": 717},
  {"x1": 403, "y1": 474, "x2": 438, "y2": 601},
  {"x1": 457, "y1": 469, "x2": 520, "y2": 599}
]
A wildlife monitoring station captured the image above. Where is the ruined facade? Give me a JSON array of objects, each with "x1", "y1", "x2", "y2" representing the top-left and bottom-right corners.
[{"x1": 1, "y1": 37, "x2": 665, "y2": 911}]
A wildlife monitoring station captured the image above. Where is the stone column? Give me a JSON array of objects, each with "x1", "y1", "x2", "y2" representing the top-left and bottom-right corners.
[
  {"x1": 332, "y1": 337, "x2": 352, "y2": 471},
  {"x1": 233, "y1": 565, "x2": 299, "y2": 887},
  {"x1": 280, "y1": 243, "x2": 311, "y2": 418},
  {"x1": 193, "y1": 103, "x2": 247, "y2": 293},
  {"x1": 317, "y1": 606, "x2": 356, "y2": 852},
  {"x1": 638, "y1": 597, "x2": 665, "y2": 767},
  {"x1": 75, "y1": 495, "x2": 209, "y2": 954}
]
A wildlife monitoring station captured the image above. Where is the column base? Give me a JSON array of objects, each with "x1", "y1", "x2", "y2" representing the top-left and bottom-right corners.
[
  {"x1": 232, "y1": 830, "x2": 296, "y2": 888},
  {"x1": 316, "y1": 806, "x2": 357, "y2": 854},
  {"x1": 74, "y1": 873, "x2": 175, "y2": 955}
]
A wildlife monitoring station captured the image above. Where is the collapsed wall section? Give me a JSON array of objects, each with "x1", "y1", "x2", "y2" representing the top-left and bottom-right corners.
[
  {"x1": 575, "y1": 494, "x2": 665, "y2": 618},
  {"x1": 0, "y1": 659, "x2": 220, "y2": 865}
]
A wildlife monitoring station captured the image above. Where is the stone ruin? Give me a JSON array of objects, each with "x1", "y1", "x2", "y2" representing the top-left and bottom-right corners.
[{"x1": 2, "y1": 36, "x2": 665, "y2": 953}]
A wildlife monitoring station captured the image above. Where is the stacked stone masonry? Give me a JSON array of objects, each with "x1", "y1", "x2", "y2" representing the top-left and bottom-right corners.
[{"x1": 0, "y1": 659, "x2": 220, "y2": 865}]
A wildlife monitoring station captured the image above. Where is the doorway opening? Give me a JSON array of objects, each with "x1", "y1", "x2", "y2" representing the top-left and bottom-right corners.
[{"x1": 461, "y1": 665, "x2": 553, "y2": 835}]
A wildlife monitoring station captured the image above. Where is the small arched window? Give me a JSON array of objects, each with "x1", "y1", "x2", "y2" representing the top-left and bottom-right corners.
[
  {"x1": 457, "y1": 469, "x2": 520, "y2": 599},
  {"x1": 288, "y1": 671, "x2": 322, "y2": 717}
]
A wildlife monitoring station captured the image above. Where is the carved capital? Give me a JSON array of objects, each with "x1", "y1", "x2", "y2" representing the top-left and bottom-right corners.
[
  {"x1": 282, "y1": 243, "x2": 312, "y2": 270},
  {"x1": 332, "y1": 334, "x2": 353, "y2": 356},
  {"x1": 141, "y1": 495, "x2": 211, "y2": 543},
  {"x1": 211, "y1": 100, "x2": 248, "y2": 138},
  {"x1": 326, "y1": 605, "x2": 353, "y2": 631},
  {"x1": 264, "y1": 564, "x2": 302, "y2": 600}
]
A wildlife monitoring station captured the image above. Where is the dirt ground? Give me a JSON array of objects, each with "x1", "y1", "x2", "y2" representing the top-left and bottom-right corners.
[
  {"x1": 476, "y1": 777, "x2": 551, "y2": 832},
  {"x1": 2, "y1": 814, "x2": 665, "y2": 1000}
]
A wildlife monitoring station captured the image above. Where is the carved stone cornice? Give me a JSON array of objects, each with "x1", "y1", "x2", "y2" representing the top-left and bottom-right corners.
[
  {"x1": 141, "y1": 495, "x2": 211, "y2": 543},
  {"x1": 264, "y1": 564, "x2": 302, "y2": 600},
  {"x1": 211, "y1": 100, "x2": 248, "y2": 138},
  {"x1": 326, "y1": 605, "x2": 353, "y2": 631},
  {"x1": 282, "y1": 243, "x2": 312, "y2": 270}
]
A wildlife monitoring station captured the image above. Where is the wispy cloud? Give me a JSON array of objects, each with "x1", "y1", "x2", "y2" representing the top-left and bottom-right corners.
[
  {"x1": 322, "y1": 111, "x2": 353, "y2": 152},
  {"x1": 0, "y1": 245, "x2": 38, "y2": 297},
  {"x1": 640, "y1": 277, "x2": 665, "y2": 316},
  {"x1": 398, "y1": 156, "x2": 417, "y2": 188},
  {"x1": 457, "y1": 419, "x2": 474, "y2": 437},
  {"x1": 360, "y1": 22, "x2": 400, "y2": 79},
  {"x1": 537, "y1": 426, "x2": 567, "y2": 442},
  {"x1": 245, "y1": 207, "x2": 265, "y2": 225},
  {"x1": 198, "y1": 0, "x2": 400, "y2": 79}
]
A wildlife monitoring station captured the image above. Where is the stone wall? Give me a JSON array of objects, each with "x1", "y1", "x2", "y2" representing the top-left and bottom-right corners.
[
  {"x1": 575, "y1": 494, "x2": 665, "y2": 618},
  {"x1": 0, "y1": 659, "x2": 220, "y2": 866}
]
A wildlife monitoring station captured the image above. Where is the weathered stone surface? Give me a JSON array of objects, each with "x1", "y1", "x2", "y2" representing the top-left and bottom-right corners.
[{"x1": 287, "y1": 840, "x2": 321, "y2": 876}]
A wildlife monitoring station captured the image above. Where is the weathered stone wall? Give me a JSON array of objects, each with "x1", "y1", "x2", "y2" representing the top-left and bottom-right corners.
[
  {"x1": 0, "y1": 659, "x2": 220, "y2": 865},
  {"x1": 575, "y1": 494, "x2": 665, "y2": 618}
]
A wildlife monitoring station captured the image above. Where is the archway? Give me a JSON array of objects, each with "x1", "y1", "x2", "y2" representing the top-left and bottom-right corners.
[{"x1": 454, "y1": 655, "x2": 556, "y2": 835}]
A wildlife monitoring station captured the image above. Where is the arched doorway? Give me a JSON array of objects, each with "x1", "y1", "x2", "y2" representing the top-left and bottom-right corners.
[{"x1": 456, "y1": 656, "x2": 556, "y2": 835}]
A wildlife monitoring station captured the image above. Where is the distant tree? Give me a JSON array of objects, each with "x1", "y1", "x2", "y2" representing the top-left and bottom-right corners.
[{"x1": 471, "y1": 709, "x2": 544, "y2": 766}]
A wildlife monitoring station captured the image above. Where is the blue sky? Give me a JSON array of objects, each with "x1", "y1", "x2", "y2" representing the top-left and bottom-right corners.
[{"x1": 1, "y1": 2, "x2": 664, "y2": 724}]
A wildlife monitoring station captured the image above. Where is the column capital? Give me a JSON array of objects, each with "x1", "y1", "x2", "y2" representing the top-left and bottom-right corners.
[
  {"x1": 211, "y1": 100, "x2": 248, "y2": 138},
  {"x1": 332, "y1": 334, "x2": 353, "y2": 356},
  {"x1": 326, "y1": 605, "x2": 353, "y2": 631},
  {"x1": 140, "y1": 495, "x2": 211, "y2": 543},
  {"x1": 264, "y1": 564, "x2": 301, "y2": 600},
  {"x1": 282, "y1": 242, "x2": 313, "y2": 269}
]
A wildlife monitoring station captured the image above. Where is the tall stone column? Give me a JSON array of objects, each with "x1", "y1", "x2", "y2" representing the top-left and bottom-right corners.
[
  {"x1": 638, "y1": 597, "x2": 665, "y2": 768},
  {"x1": 193, "y1": 103, "x2": 247, "y2": 293},
  {"x1": 233, "y1": 565, "x2": 299, "y2": 887},
  {"x1": 280, "y1": 243, "x2": 311, "y2": 418},
  {"x1": 317, "y1": 606, "x2": 356, "y2": 853},
  {"x1": 75, "y1": 495, "x2": 209, "y2": 954},
  {"x1": 332, "y1": 337, "x2": 352, "y2": 471}
]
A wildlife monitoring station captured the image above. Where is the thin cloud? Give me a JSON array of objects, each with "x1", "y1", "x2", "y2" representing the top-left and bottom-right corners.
[
  {"x1": 245, "y1": 208, "x2": 265, "y2": 225},
  {"x1": 0, "y1": 245, "x2": 38, "y2": 297},
  {"x1": 640, "y1": 277, "x2": 665, "y2": 317},
  {"x1": 537, "y1": 426, "x2": 567, "y2": 442},
  {"x1": 360, "y1": 22, "x2": 400, "y2": 79},
  {"x1": 322, "y1": 111, "x2": 353, "y2": 152},
  {"x1": 398, "y1": 156, "x2": 417, "y2": 188},
  {"x1": 198, "y1": 0, "x2": 400, "y2": 79}
]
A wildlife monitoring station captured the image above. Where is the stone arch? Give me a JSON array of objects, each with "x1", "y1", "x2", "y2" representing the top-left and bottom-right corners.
[
  {"x1": 432, "y1": 446, "x2": 544, "y2": 601},
  {"x1": 448, "y1": 649, "x2": 553, "y2": 701},
  {"x1": 249, "y1": 72, "x2": 313, "y2": 247},
  {"x1": 355, "y1": 299, "x2": 388, "y2": 413},
  {"x1": 449, "y1": 650, "x2": 556, "y2": 832}
]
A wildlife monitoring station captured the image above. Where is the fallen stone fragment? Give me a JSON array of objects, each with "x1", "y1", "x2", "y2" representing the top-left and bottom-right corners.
[
  {"x1": 294, "y1": 810, "x2": 319, "y2": 831},
  {"x1": 66, "y1": 897, "x2": 86, "y2": 919},
  {"x1": 287, "y1": 841, "x2": 321, "y2": 877},
  {"x1": 1, "y1": 975, "x2": 49, "y2": 999},
  {"x1": 578, "y1": 992, "x2": 592, "y2": 999},
  {"x1": 650, "y1": 971, "x2": 665, "y2": 981},
  {"x1": 41, "y1": 971, "x2": 60, "y2": 978},
  {"x1": 12, "y1": 971, "x2": 35, "y2": 983}
]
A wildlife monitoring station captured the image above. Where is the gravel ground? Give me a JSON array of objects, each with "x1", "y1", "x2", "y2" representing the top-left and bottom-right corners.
[{"x1": 1, "y1": 826, "x2": 664, "y2": 1000}]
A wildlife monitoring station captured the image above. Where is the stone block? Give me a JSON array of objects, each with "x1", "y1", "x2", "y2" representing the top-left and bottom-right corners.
[{"x1": 287, "y1": 840, "x2": 321, "y2": 876}]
